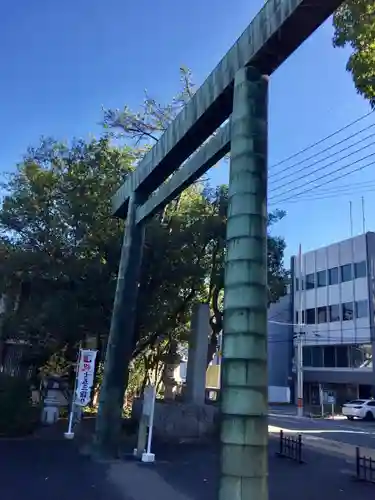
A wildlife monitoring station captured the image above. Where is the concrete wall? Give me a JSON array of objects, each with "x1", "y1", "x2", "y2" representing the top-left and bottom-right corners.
[
  {"x1": 268, "y1": 294, "x2": 293, "y2": 388},
  {"x1": 303, "y1": 368, "x2": 373, "y2": 385},
  {"x1": 365, "y1": 232, "x2": 375, "y2": 385}
]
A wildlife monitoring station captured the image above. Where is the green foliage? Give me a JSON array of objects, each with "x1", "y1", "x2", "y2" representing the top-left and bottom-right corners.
[
  {"x1": 0, "y1": 375, "x2": 40, "y2": 437},
  {"x1": 0, "y1": 66, "x2": 289, "y2": 395},
  {"x1": 103, "y1": 66, "x2": 195, "y2": 146},
  {"x1": 333, "y1": 0, "x2": 375, "y2": 107},
  {"x1": 103, "y1": 67, "x2": 288, "y2": 365},
  {"x1": 0, "y1": 136, "x2": 134, "y2": 371}
]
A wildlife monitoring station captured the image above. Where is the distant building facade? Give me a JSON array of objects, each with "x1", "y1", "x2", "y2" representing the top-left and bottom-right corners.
[{"x1": 291, "y1": 232, "x2": 375, "y2": 405}]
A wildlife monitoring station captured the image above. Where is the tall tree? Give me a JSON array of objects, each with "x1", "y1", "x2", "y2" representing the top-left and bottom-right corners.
[
  {"x1": 0, "y1": 137, "x2": 216, "y2": 376},
  {"x1": 333, "y1": 0, "x2": 375, "y2": 107},
  {"x1": 0, "y1": 137, "x2": 133, "y2": 371},
  {"x1": 103, "y1": 67, "x2": 288, "y2": 363}
]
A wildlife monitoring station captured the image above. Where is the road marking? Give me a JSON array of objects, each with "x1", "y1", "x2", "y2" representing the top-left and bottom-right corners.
[
  {"x1": 269, "y1": 414, "x2": 375, "y2": 437},
  {"x1": 269, "y1": 424, "x2": 375, "y2": 460}
]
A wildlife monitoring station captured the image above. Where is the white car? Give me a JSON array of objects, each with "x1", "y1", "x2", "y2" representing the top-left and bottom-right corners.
[{"x1": 342, "y1": 399, "x2": 375, "y2": 420}]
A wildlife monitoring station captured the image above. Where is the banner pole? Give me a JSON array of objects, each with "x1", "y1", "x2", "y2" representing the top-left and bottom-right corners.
[{"x1": 64, "y1": 346, "x2": 82, "y2": 439}]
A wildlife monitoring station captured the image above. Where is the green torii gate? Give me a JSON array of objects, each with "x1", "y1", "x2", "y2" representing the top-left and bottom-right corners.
[{"x1": 94, "y1": 0, "x2": 344, "y2": 498}]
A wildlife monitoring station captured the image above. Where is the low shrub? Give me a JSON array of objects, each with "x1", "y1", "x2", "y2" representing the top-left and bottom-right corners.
[{"x1": 0, "y1": 374, "x2": 41, "y2": 437}]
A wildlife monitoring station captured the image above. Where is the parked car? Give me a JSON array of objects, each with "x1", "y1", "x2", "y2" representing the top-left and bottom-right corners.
[{"x1": 342, "y1": 399, "x2": 375, "y2": 420}]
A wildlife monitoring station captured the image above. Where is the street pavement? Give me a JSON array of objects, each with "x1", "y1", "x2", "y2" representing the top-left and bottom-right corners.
[
  {"x1": 143, "y1": 440, "x2": 375, "y2": 500},
  {"x1": 0, "y1": 438, "x2": 129, "y2": 500},
  {"x1": 268, "y1": 409, "x2": 375, "y2": 450},
  {"x1": 1, "y1": 422, "x2": 375, "y2": 500}
]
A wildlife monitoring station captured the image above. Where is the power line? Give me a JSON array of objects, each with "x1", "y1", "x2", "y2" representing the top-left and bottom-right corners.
[
  {"x1": 277, "y1": 185, "x2": 375, "y2": 205},
  {"x1": 298, "y1": 179, "x2": 375, "y2": 194},
  {"x1": 269, "y1": 142, "x2": 375, "y2": 197},
  {"x1": 269, "y1": 130, "x2": 375, "y2": 190},
  {"x1": 267, "y1": 336, "x2": 373, "y2": 344},
  {"x1": 270, "y1": 109, "x2": 374, "y2": 170},
  {"x1": 269, "y1": 154, "x2": 375, "y2": 205}
]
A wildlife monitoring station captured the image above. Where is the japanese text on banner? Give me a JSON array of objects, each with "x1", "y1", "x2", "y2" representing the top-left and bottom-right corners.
[{"x1": 75, "y1": 349, "x2": 97, "y2": 407}]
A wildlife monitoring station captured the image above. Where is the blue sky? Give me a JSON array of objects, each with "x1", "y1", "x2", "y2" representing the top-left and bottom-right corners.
[{"x1": 1, "y1": 0, "x2": 373, "y2": 262}]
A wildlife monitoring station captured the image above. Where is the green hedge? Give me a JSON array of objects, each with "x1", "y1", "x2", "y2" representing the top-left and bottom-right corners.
[{"x1": 0, "y1": 375, "x2": 41, "y2": 437}]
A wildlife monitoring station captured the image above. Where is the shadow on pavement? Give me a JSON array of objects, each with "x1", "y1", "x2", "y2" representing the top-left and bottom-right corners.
[
  {"x1": 151, "y1": 440, "x2": 375, "y2": 500},
  {"x1": 0, "y1": 439, "x2": 125, "y2": 500}
]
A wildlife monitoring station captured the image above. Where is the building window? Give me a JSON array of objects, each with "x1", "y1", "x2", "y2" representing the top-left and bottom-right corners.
[
  {"x1": 342, "y1": 302, "x2": 354, "y2": 321},
  {"x1": 323, "y1": 346, "x2": 335, "y2": 368},
  {"x1": 303, "y1": 346, "x2": 312, "y2": 367},
  {"x1": 349, "y1": 345, "x2": 362, "y2": 368},
  {"x1": 311, "y1": 346, "x2": 323, "y2": 367},
  {"x1": 328, "y1": 267, "x2": 339, "y2": 285},
  {"x1": 317, "y1": 306, "x2": 327, "y2": 324},
  {"x1": 317, "y1": 270, "x2": 327, "y2": 287},
  {"x1": 336, "y1": 345, "x2": 349, "y2": 367},
  {"x1": 305, "y1": 273, "x2": 315, "y2": 290},
  {"x1": 356, "y1": 300, "x2": 368, "y2": 319},
  {"x1": 363, "y1": 345, "x2": 372, "y2": 368},
  {"x1": 329, "y1": 304, "x2": 340, "y2": 322},
  {"x1": 354, "y1": 261, "x2": 367, "y2": 279},
  {"x1": 295, "y1": 278, "x2": 304, "y2": 291},
  {"x1": 306, "y1": 308, "x2": 316, "y2": 325},
  {"x1": 340, "y1": 264, "x2": 353, "y2": 282},
  {"x1": 295, "y1": 310, "x2": 306, "y2": 325},
  {"x1": 349, "y1": 344, "x2": 372, "y2": 368}
]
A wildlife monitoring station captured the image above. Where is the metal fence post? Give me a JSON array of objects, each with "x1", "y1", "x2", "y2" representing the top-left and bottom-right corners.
[
  {"x1": 279, "y1": 430, "x2": 283, "y2": 456},
  {"x1": 369, "y1": 456, "x2": 373, "y2": 482},
  {"x1": 356, "y1": 447, "x2": 360, "y2": 479}
]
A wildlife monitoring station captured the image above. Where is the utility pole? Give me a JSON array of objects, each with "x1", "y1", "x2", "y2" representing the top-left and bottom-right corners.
[
  {"x1": 220, "y1": 67, "x2": 268, "y2": 500},
  {"x1": 296, "y1": 244, "x2": 304, "y2": 417},
  {"x1": 93, "y1": 191, "x2": 145, "y2": 457}
]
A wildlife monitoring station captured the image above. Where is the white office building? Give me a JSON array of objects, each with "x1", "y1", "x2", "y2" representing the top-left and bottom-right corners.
[{"x1": 291, "y1": 232, "x2": 375, "y2": 405}]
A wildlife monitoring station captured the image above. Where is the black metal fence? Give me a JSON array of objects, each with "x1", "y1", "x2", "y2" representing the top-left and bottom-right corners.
[
  {"x1": 277, "y1": 430, "x2": 303, "y2": 463},
  {"x1": 356, "y1": 447, "x2": 375, "y2": 484}
]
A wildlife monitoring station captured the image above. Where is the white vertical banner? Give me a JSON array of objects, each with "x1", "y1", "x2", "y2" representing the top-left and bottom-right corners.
[
  {"x1": 75, "y1": 349, "x2": 97, "y2": 407},
  {"x1": 141, "y1": 385, "x2": 156, "y2": 463}
]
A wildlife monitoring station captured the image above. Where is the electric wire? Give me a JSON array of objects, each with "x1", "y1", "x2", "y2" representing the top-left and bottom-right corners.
[
  {"x1": 269, "y1": 143, "x2": 375, "y2": 199},
  {"x1": 270, "y1": 122, "x2": 375, "y2": 180},
  {"x1": 277, "y1": 185, "x2": 375, "y2": 205},
  {"x1": 269, "y1": 130, "x2": 375, "y2": 190},
  {"x1": 269, "y1": 155, "x2": 375, "y2": 205},
  {"x1": 270, "y1": 109, "x2": 374, "y2": 170},
  {"x1": 295, "y1": 179, "x2": 375, "y2": 194}
]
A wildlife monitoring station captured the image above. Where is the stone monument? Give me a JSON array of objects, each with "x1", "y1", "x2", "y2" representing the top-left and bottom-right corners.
[{"x1": 185, "y1": 303, "x2": 210, "y2": 404}]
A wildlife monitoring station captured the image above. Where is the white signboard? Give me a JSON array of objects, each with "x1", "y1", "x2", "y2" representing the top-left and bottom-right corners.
[
  {"x1": 142, "y1": 385, "x2": 156, "y2": 418},
  {"x1": 327, "y1": 394, "x2": 336, "y2": 405},
  {"x1": 75, "y1": 349, "x2": 97, "y2": 407}
]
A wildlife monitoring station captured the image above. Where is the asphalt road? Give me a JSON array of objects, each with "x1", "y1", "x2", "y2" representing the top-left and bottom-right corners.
[
  {"x1": 268, "y1": 409, "x2": 375, "y2": 449},
  {"x1": 0, "y1": 439, "x2": 128, "y2": 500},
  {"x1": 151, "y1": 440, "x2": 375, "y2": 500},
  {"x1": 1, "y1": 422, "x2": 375, "y2": 500}
]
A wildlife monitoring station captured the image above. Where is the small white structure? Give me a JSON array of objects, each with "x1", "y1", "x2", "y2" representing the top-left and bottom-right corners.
[
  {"x1": 268, "y1": 386, "x2": 291, "y2": 404},
  {"x1": 134, "y1": 385, "x2": 156, "y2": 463},
  {"x1": 41, "y1": 377, "x2": 68, "y2": 425},
  {"x1": 41, "y1": 405, "x2": 59, "y2": 425}
]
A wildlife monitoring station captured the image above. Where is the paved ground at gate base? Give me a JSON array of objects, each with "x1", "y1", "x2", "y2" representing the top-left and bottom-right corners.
[
  {"x1": 0, "y1": 439, "x2": 130, "y2": 500},
  {"x1": 135, "y1": 441, "x2": 375, "y2": 500},
  {"x1": 1, "y1": 437, "x2": 375, "y2": 500}
]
